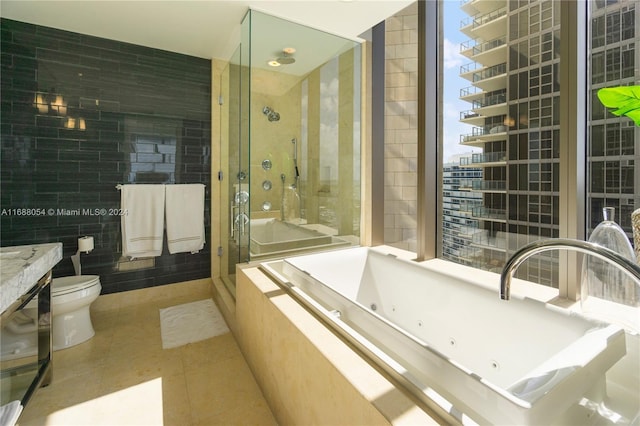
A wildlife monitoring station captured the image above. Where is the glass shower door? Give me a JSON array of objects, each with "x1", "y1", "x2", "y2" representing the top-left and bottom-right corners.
[{"x1": 219, "y1": 46, "x2": 248, "y2": 297}]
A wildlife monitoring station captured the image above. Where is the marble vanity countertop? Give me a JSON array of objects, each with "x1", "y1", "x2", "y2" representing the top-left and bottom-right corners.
[{"x1": 0, "y1": 243, "x2": 63, "y2": 313}]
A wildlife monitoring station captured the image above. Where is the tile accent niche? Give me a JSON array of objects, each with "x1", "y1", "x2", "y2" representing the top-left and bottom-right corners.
[{"x1": 0, "y1": 19, "x2": 212, "y2": 294}]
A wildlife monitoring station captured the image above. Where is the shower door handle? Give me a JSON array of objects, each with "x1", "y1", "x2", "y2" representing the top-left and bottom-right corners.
[
  {"x1": 230, "y1": 204, "x2": 237, "y2": 238},
  {"x1": 235, "y1": 213, "x2": 249, "y2": 236}
]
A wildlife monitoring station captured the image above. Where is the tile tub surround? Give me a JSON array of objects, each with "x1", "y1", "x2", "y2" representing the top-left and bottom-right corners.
[
  {"x1": 235, "y1": 266, "x2": 441, "y2": 425},
  {"x1": 0, "y1": 243, "x2": 62, "y2": 312},
  {"x1": 0, "y1": 18, "x2": 211, "y2": 294}
]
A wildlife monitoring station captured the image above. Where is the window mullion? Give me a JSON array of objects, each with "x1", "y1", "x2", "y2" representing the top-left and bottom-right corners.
[
  {"x1": 559, "y1": 0, "x2": 587, "y2": 300},
  {"x1": 417, "y1": 0, "x2": 440, "y2": 261}
]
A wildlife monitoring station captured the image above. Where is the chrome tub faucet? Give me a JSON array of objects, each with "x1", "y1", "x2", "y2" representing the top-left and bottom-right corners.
[{"x1": 500, "y1": 238, "x2": 640, "y2": 301}]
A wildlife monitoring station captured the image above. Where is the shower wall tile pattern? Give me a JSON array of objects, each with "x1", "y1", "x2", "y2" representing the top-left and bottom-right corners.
[{"x1": 0, "y1": 18, "x2": 212, "y2": 294}]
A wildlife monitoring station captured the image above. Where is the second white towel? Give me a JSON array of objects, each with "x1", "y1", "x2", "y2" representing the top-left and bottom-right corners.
[{"x1": 165, "y1": 184, "x2": 205, "y2": 254}]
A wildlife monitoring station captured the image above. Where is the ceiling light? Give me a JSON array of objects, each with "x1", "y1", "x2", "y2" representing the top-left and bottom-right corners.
[{"x1": 268, "y1": 60, "x2": 281, "y2": 67}]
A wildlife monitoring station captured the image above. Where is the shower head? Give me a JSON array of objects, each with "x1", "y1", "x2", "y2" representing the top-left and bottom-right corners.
[
  {"x1": 276, "y1": 54, "x2": 295, "y2": 65},
  {"x1": 268, "y1": 47, "x2": 296, "y2": 67},
  {"x1": 263, "y1": 106, "x2": 280, "y2": 122}
]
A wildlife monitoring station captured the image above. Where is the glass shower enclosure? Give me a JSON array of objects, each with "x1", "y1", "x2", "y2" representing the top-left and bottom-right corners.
[{"x1": 219, "y1": 10, "x2": 363, "y2": 295}]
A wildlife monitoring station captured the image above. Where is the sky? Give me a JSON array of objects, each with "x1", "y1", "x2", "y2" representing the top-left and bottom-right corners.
[{"x1": 442, "y1": 0, "x2": 480, "y2": 163}]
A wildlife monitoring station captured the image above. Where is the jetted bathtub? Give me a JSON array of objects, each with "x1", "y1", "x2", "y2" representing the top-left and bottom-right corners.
[{"x1": 261, "y1": 246, "x2": 628, "y2": 425}]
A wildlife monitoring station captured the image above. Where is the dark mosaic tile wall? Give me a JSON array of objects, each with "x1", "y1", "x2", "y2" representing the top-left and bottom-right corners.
[{"x1": 0, "y1": 19, "x2": 212, "y2": 294}]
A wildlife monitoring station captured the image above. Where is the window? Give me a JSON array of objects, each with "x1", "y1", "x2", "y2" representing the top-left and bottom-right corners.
[
  {"x1": 440, "y1": 0, "x2": 561, "y2": 284},
  {"x1": 587, "y1": 0, "x2": 639, "y2": 257},
  {"x1": 383, "y1": 1, "x2": 638, "y2": 298},
  {"x1": 385, "y1": 0, "x2": 640, "y2": 300}
]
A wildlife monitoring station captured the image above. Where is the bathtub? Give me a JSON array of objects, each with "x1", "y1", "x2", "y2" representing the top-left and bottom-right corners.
[
  {"x1": 249, "y1": 218, "x2": 350, "y2": 259},
  {"x1": 260, "y1": 246, "x2": 628, "y2": 425}
]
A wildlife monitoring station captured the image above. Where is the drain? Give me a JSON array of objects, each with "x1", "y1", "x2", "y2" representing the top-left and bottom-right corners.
[
  {"x1": 370, "y1": 303, "x2": 377, "y2": 311},
  {"x1": 449, "y1": 338, "x2": 456, "y2": 347},
  {"x1": 490, "y1": 360, "x2": 500, "y2": 370}
]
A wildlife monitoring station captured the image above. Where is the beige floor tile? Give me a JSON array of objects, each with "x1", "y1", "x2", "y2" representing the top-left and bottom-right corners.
[
  {"x1": 17, "y1": 288, "x2": 277, "y2": 426},
  {"x1": 192, "y1": 395, "x2": 278, "y2": 426},
  {"x1": 63, "y1": 376, "x2": 167, "y2": 425},
  {"x1": 107, "y1": 330, "x2": 163, "y2": 360},
  {"x1": 91, "y1": 294, "x2": 122, "y2": 313},
  {"x1": 160, "y1": 373, "x2": 193, "y2": 426},
  {"x1": 18, "y1": 371, "x2": 104, "y2": 425},
  {"x1": 180, "y1": 332, "x2": 240, "y2": 374},
  {"x1": 101, "y1": 350, "x2": 184, "y2": 392},
  {"x1": 185, "y1": 356, "x2": 277, "y2": 426},
  {"x1": 115, "y1": 303, "x2": 163, "y2": 329}
]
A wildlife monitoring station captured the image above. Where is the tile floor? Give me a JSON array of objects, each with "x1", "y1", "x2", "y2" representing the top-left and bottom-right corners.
[{"x1": 17, "y1": 282, "x2": 278, "y2": 426}]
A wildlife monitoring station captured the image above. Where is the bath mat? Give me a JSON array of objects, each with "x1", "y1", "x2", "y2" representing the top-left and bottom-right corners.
[{"x1": 159, "y1": 299, "x2": 229, "y2": 349}]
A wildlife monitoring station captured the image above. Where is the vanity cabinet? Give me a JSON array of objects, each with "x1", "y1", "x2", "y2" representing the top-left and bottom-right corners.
[{"x1": 0, "y1": 243, "x2": 62, "y2": 423}]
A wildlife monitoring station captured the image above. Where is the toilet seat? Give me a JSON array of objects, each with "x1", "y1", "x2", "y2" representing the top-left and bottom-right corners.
[{"x1": 52, "y1": 275, "x2": 101, "y2": 296}]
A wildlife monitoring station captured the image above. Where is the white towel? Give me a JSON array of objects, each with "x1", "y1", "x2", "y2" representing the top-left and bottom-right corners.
[
  {"x1": 120, "y1": 184, "x2": 165, "y2": 258},
  {"x1": 165, "y1": 184, "x2": 205, "y2": 254},
  {"x1": 0, "y1": 401, "x2": 22, "y2": 426}
]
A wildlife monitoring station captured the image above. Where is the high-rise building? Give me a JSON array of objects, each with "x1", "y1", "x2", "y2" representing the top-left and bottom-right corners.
[
  {"x1": 442, "y1": 158, "x2": 484, "y2": 268},
  {"x1": 456, "y1": 0, "x2": 638, "y2": 287}
]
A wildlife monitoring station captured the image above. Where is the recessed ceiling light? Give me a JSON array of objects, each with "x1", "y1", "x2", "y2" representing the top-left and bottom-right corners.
[{"x1": 268, "y1": 60, "x2": 281, "y2": 67}]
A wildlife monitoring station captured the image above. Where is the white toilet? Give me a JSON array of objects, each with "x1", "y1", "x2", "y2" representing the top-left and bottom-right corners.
[
  {"x1": 0, "y1": 275, "x2": 101, "y2": 357},
  {"x1": 49, "y1": 275, "x2": 102, "y2": 350}
]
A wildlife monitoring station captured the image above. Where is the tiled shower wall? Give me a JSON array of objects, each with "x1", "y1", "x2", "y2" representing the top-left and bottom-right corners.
[{"x1": 0, "y1": 19, "x2": 212, "y2": 294}]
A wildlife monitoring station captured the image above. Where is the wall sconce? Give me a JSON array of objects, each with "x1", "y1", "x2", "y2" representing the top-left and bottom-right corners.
[
  {"x1": 34, "y1": 94, "x2": 49, "y2": 114},
  {"x1": 65, "y1": 117, "x2": 86, "y2": 130},
  {"x1": 33, "y1": 91, "x2": 67, "y2": 116}
]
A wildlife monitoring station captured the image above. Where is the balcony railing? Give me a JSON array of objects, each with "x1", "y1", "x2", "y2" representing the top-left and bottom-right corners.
[
  {"x1": 475, "y1": 36, "x2": 506, "y2": 55},
  {"x1": 460, "y1": 122, "x2": 510, "y2": 143},
  {"x1": 472, "y1": 63, "x2": 507, "y2": 82},
  {"x1": 460, "y1": 62, "x2": 481, "y2": 74},
  {"x1": 471, "y1": 151, "x2": 506, "y2": 163},
  {"x1": 472, "y1": 206, "x2": 506, "y2": 220},
  {"x1": 457, "y1": 245, "x2": 485, "y2": 262},
  {"x1": 472, "y1": 92, "x2": 506, "y2": 109},
  {"x1": 460, "y1": 127, "x2": 486, "y2": 143},
  {"x1": 459, "y1": 200, "x2": 482, "y2": 212},
  {"x1": 460, "y1": 39, "x2": 476, "y2": 53},
  {"x1": 472, "y1": 180, "x2": 506, "y2": 191},
  {"x1": 460, "y1": 85, "x2": 482, "y2": 98},
  {"x1": 472, "y1": 230, "x2": 507, "y2": 249},
  {"x1": 458, "y1": 178, "x2": 475, "y2": 189},
  {"x1": 458, "y1": 225, "x2": 479, "y2": 238},
  {"x1": 460, "y1": 110, "x2": 481, "y2": 120},
  {"x1": 460, "y1": 36, "x2": 506, "y2": 56},
  {"x1": 461, "y1": 6, "x2": 508, "y2": 29}
]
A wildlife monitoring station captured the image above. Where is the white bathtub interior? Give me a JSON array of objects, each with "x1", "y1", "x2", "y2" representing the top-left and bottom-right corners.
[
  {"x1": 261, "y1": 246, "x2": 638, "y2": 425},
  {"x1": 249, "y1": 218, "x2": 351, "y2": 258}
]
